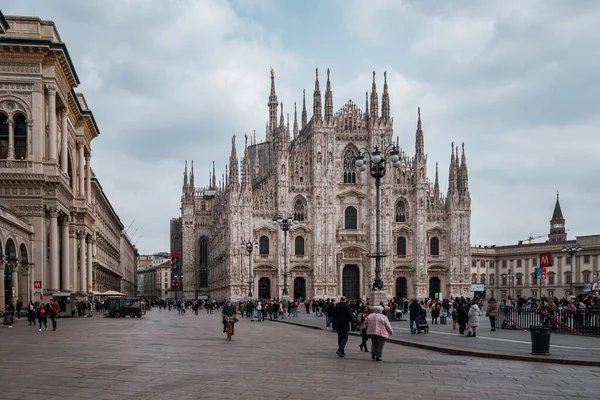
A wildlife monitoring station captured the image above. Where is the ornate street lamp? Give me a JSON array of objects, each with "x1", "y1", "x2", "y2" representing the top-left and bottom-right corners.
[
  {"x1": 272, "y1": 213, "x2": 297, "y2": 297},
  {"x1": 561, "y1": 244, "x2": 582, "y2": 296},
  {"x1": 241, "y1": 238, "x2": 258, "y2": 298},
  {"x1": 355, "y1": 144, "x2": 400, "y2": 301}
]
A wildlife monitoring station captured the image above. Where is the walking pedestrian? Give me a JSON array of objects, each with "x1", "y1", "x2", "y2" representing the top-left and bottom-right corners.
[
  {"x1": 486, "y1": 298, "x2": 498, "y2": 331},
  {"x1": 467, "y1": 303, "x2": 482, "y2": 337},
  {"x1": 365, "y1": 306, "x2": 393, "y2": 361},
  {"x1": 332, "y1": 296, "x2": 353, "y2": 358},
  {"x1": 409, "y1": 299, "x2": 422, "y2": 334}
]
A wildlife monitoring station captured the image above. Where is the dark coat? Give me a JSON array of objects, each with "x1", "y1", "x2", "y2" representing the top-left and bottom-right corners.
[
  {"x1": 457, "y1": 305, "x2": 468, "y2": 325},
  {"x1": 332, "y1": 302, "x2": 353, "y2": 333},
  {"x1": 409, "y1": 300, "x2": 422, "y2": 317}
]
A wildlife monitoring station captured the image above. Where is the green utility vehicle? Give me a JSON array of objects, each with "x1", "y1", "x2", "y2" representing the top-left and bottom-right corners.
[{"x1": 105, "y1": 297, "x2": 146, "y2": 318}]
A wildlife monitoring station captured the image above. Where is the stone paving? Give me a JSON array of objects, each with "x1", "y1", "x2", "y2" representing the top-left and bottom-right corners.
[
  {"x1": 275, "y1": 310, "x2": 600, "y2": 364},
  {"x1": 1, "y1": 310, "x2": 600, "y2": 400}
]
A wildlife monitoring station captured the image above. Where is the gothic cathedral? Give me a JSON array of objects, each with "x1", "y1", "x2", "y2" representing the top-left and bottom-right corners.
[{"x1": 174, "y1": 69, "x2": 472, "y2": 301}]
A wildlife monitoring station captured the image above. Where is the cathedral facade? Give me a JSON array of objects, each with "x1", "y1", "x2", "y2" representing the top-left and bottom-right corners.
[{"x1": 175, "y1": 69, "x2": 472, "y2": 301}]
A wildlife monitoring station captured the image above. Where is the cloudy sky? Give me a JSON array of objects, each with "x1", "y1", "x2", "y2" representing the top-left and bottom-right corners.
[{"x1": 4, "y1": 0, "x2": 600, "y2": 253}]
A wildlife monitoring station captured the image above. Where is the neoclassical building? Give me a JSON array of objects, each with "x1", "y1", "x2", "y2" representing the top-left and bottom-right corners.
[
  {"x1": 174, "y1": 69, "x2": 472, "y2": 301},
  {"x1": 0, "y1": 11, "x2": 136, "y2": 309},
  {"x1": 471, "y1": 195, "x2": 600, "y2": 300}
]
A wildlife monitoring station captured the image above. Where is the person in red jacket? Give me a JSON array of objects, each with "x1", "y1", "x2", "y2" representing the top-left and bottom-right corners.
[{"x1": 49, "y1": 299, "x2": 60, "y2": 331}]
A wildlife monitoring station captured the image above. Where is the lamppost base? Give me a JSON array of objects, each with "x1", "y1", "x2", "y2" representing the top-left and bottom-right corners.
[{"x1": 368, "y1": 289, "x2": 388, "y2": 307}]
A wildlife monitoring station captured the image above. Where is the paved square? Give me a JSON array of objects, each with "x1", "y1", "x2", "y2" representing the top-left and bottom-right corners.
[{"x1": 1, "y1": 311, "x2": 599, "y2": 399}]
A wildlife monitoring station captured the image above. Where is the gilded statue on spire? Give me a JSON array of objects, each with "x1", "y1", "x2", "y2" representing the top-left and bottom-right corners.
[{"x1": 270, "y1": 66, "x2": 275, "y2": 78}]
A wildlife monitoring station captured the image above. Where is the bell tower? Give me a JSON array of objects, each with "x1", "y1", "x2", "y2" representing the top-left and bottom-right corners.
[{"x1": 549, "y1": 192, "x2": 567, "y2": 243}]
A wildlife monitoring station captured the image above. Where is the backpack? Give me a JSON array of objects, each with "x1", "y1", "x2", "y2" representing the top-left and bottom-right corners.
[
  {"x1": 40, "y1": 307, "x2": 46, "y2": 316},
  {"x1": 436, "y1": 304, "x2": 441, "y2": 311}
]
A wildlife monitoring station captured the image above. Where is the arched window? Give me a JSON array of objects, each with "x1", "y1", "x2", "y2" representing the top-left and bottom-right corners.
[
  {"x1": 344, "y1": 206, "x2": 357, "y2": 229},
  {"x1": 471, "y1": 274, "x2": 477, "y2": 284},
  {"x1": 295, "y1": 236, "x2": 305, "y2": 256},
  {"x1": 293, "y1": 197, "x2": 306, "y2": 221},
  {"x1": 397, "y1": 236, "x2": 407, "y2": 256},
  {"x1": 490, "y1": 274, "x2": 495, "y2": 285},
  {"x1": 395, "y1": 199, "x2": 408, "y2": 222},
  {"x1": 199, "y1": 237, "x2": 208, "y2": 287},
  {"x1": 0, "y1": 114, "x2": 8, "y2": 159},
  {"x1": 259, "y1": 236, "x2": 270, "y2": 255},
  {"x1": 430, "y1": 237, "x2": 439, "y2": 256},
  {"x1": 14, "y1": 115, "x2": 27, "y2": 160},
  {"x1": 200, "y1": 201, "x2": 206, "y2": 211},
  {"x1": 343, "y1": 149, "x2": 356, "y2": 184},
  {"x1": 480, "y1": 274, "x2": 486, "y2": 284}
]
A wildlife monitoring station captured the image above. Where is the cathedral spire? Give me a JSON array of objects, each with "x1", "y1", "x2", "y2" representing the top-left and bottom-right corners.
[
  {"x1": 293, "y1": 102, "x2": 298, "y2": 138},
  {"x1": 301, "y1": 89, "x2": 307, "y2": 129},
  {"x1": 267, "y1": 67, "x2": 278, "y2": 142},
  {"x1": 434, "y1": 162, "x2": 440, "y2": 198},
  {"x1": 189, "y1": 160, "x2": 195, "y2": 193},
  {"x1": 324, "y1": 68, "x2": 333, "y2": 122},
  {"x1": 370, "y1": 71, "x2": 378, "y2": 125},
  {"x1": 211, "y1": 161, "x2": 216, "y2": 190},
  {"x1": 225, "y1": 164, "x2": 228, "y2": 188},
  {"x1": 415, "y1": 107, "x2": 424, "y2": 158},
  {"x1": 448, "y1": 142, "x2": 457, "y2": 198},
  {"x1": 461, "y1": 142, "x2": 469, "y2": 196},
  {"x1": 242, "y1": 134, "x2": 251, "y2": 189},
  {"x1": 313, "y1": 68, "x2": 322, "y2": 123},
  {"x1": 455, "y1": 145, "x2": 462, "y2": 194},
  {"x1": 381, "y1": 71, "x2": 390, "y2": 123},
  {"x1": 183, "y1": 160, "x2": 188, "y2": 186},
  {"x1": 229, "y1": 135, "x2": 239, "y2": 188}
]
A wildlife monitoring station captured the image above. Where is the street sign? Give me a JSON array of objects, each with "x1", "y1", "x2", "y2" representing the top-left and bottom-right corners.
[
  {"x1": 535, "y1": 267, "x2": 547, "y2": 279},
  {"x1": 540, "y1": 253, "x2": 552, "y2": 267},
  {"x1": 34, "y1": 281, "x2": 42, "y2": 289}
]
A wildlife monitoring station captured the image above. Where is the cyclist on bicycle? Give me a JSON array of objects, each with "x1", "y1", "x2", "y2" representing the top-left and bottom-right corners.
[{"x1": 222, "y1": 300, "x2": 237, "y2": 335}]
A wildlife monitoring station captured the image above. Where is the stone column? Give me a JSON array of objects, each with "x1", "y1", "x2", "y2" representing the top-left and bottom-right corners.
[
  {"x1": 7, "y1": 119, "x2": 14, "y2": 160},
  {"x1": 61, "y1": 215, "x2": 70, "y2": 291},
  {"x1": 78, "y1": 141, "x2": 85, "y2": 198},
  {"x1": 60, "y1": 109, "x2": 68, "y2": 173},
  {"x1": 79, "y1": 231, "x2": 87, "y2": 293},
  {"x1": 47, "y1": 84, "x2": 58, "y2": 161},
  {"x1": 86, "y1": 154, "x2": 92, "y2": 204},
  {"x1": 70, "y1": 230, "x2": 78, "y2": 292},
  {"x1": 48, "y1": 206, "x2": 60, "y2": 292},
  {"x1": 12, "y1": 263, "x2": 19, "y2": 301},
  {"x1": 87, "y1": 236, "x2": 93, "y2": 293},
  {"x1": 0, "y1": 262, "x2": 5, "y2": 310}
]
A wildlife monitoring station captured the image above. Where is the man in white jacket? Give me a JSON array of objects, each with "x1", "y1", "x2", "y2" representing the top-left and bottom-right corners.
[{"x1": 467, "y1": 303, "x2": 481, "y2": 337}]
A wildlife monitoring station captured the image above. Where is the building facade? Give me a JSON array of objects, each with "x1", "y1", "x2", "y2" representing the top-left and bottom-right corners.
[
  {"x1": 471, "y1": 196, "x2": 600, "y2": 300},
  {"x1": 175, "y1": 69, "x2": 472, "y2": 301},
  {"x1": 138, "y1": 260, "x2": 171, "y2": 301},
  {"x1": 0, "y1": 11, "x2": 136, "y2": 308}
]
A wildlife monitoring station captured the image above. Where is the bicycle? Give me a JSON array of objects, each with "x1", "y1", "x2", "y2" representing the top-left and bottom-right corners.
[{"x1": 225, "y1": 316, "x2": 235, "y2": 341}]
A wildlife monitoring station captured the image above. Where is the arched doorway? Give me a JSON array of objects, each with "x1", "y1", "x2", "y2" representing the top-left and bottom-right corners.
[
  {"x1": 293, "y1": 277, "x2": 306, "y2": 300},
  {"x1": 396, "y1": 277, "x2": 408, "y2": 299},
  {"x1": 342, "y1": 265, "x2": 360, "y2": 300},
  {"x1": 429, "y1": 277, "x2": 441, "y2": 299},
  {"x1": 258, "y1": 277, "x2": 271, "y2": 299}
]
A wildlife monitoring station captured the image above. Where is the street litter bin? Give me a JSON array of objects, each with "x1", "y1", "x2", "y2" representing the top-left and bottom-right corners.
[{"x1": 530, "y1": 325, "x2": 551, "y2": 355}]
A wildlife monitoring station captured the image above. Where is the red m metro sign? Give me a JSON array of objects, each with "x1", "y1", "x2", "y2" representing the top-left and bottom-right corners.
[
  {"x1": 540, "y1": 253, "x2": 552, "y2": 268},
  {"x1": 34, "y1": 281, "x2": 42, "y2": 289}
]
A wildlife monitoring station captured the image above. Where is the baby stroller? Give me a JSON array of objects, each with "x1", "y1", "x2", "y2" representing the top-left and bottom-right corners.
[{"x1": 418, "y1": 309, "x2": 429, "y2": 333}]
